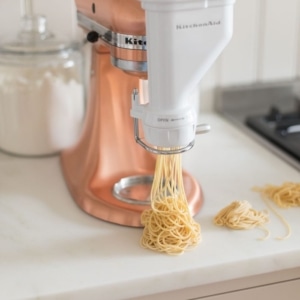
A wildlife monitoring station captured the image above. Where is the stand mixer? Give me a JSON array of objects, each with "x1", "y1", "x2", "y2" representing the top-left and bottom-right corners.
[{"x1": 60, "y1": 0, "x2": 235, "y2": 227}]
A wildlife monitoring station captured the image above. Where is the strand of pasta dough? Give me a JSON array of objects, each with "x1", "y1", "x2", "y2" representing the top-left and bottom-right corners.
[
  {"x1": 214, "y1": 200, "x2": 270, "y2": 240},
  {"x1": 140, "y1": 151, "x2": 201, "y2": 255}
]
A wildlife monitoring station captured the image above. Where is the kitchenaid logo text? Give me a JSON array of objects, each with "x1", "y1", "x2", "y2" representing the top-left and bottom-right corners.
[
  {"x1": 125, "y1": 37, "x2": 147, "y2": 46},
  {"x1": 176, "y1": 20, "x2": 221, "y2": 30}
]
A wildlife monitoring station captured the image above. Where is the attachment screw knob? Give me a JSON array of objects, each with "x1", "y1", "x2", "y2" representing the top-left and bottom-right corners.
[{"x1": 87, "y1": 31, "x2": 99, "y2": 43}]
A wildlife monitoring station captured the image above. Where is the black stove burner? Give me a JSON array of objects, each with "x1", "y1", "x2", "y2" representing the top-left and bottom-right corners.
[{"x1": 246, "y1": 105, "x2": 300, "y2": 161}]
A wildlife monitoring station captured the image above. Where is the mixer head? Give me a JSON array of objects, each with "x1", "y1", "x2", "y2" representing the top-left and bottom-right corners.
[{"x1": 75, "y1": 0, "x2": 235, "y2": 154}]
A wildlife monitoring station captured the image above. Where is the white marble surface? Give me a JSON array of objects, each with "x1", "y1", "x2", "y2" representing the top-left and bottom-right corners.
[{"x1": 0, "y1": 113, "x2": 300, "y2": 300}]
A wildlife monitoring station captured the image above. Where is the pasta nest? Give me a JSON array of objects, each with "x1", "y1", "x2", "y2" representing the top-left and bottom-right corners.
[
  {"x1": 214, "y1": 200, "x2": 269, "y2": 230},
  {"x1": 254, "y1": 182, "x2": 300, "y2": 208},
  {"x1": 141, "y1": 196, "x2": 201, "y2": 255}
]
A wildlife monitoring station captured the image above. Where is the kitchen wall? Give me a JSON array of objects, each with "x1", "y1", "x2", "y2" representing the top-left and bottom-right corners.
[
  {"x1": 201, "y1": 0, "x2": 300, "y2": 111},
  {"x1": 0, "y1": 0, "x2": 78, "y2": 40},
  {"x1": 1, "y1": 0, "x2": 300, "y2": 111}
]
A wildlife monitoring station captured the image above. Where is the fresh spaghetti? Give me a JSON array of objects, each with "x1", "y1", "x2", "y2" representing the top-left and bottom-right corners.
[
  {"x1": 252, "y1": 182, "x2": 300, "y2": 240},
  {"x1": 140, "y1": 152, "x2": 201, "y2": 255},
  {"x1": 253, "y1": 182, "x2": 300, "y2": 208},
  {"x1": 214, "y1": 200, "x2": 270, "y2": 239}
]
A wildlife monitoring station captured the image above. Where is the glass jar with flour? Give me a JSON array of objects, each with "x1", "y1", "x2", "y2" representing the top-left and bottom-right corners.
[{"x1": 0, "y1": 1, "x2": 85, "y2": 157}]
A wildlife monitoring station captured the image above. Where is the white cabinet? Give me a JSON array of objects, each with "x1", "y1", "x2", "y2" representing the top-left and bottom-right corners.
[
  {"x1": 133, "y1": 268, "x2": 300, "y2": 300},
  {"x1": 195, "y1": 279, "x2": 300, "y2": 300}
]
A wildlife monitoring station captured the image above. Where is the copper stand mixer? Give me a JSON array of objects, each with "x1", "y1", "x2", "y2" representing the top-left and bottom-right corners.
[{"x1": 60, "y1": 0, "x2": 235, "y2": 227}]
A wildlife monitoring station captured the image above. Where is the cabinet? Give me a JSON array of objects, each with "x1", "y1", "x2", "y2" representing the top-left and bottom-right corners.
[
  {"x1": 132, "y1": 268, "x2": 300, "y2": 300},
  {"x1": 195, "y1": 279, "x2": 300, "y2": 300}
]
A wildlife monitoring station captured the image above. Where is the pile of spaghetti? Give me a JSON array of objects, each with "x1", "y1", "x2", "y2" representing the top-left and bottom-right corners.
[
  {"x1": 253, "y1": 182, "x2": 300, "y2": 208},
  {"x1": 214, "y1": 200, "x2": 270, "y2": 239},
  {"x1": 214, "y1": 182, "x2": 300, "y2": 240},
  {"x1": 140, "y1": 152, "x2": 201, "y2": 255},
  {"x1": 252, "y1": 182, "x2": 300, "y2": 239}
]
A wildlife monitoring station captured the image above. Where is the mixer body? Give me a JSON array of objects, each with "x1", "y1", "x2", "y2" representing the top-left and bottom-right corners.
[
  {"x1": 60, "y1": 0, "x2": 202, "y2": 227},
  {"x1": 61, "y1": 0, "x2": 235, "y2": 226}
]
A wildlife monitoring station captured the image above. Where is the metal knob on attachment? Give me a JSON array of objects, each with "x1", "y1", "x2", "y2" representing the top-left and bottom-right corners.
[{"x1": 196, "y1": 123, "x2": 211, "y2": 135}]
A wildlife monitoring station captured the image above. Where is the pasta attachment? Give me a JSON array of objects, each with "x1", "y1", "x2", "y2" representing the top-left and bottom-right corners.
[
  {"x1": 214, "y1": 200, "x2": 270, "y2": 240},
  {"x1": 140, "y1": 152, "x2": 201, "y2": 255}
]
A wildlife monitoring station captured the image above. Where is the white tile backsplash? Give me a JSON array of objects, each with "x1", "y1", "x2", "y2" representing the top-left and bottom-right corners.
[
  {"x1": 258, "y1": 0, "x2": 299, "y2": 81},
  {"x1": 219, "y1": 0, "x2": 260, "y2": 86},
  {"x1": 201, "y1": 0, "x2": 300, "y2": 111}
]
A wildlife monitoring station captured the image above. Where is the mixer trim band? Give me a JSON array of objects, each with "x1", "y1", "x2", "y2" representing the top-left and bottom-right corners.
[
  {"x1": 111, "y1": 57, "x2": 147, "y2": 72},
  {"x1": 77, "y1": 12, "x2": 147, "y2": 51}
]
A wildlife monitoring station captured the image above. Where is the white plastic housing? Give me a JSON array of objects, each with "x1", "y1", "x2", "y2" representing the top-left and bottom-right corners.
[{"x1": 131, "y1": 0, "x2": 235, "y2": 148}]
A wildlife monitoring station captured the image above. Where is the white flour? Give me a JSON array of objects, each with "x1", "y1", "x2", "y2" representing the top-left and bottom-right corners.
[{"x1": 0, "y1": 64, "x2": 84, "y2": 156}]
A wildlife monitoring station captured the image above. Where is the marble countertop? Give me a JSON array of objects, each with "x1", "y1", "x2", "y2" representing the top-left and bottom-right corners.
[{"x1": 1, "y1": 113, "x2": 300, "y2": 300}]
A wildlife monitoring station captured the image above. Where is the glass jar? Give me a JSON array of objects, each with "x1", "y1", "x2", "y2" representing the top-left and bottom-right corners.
[{"x1": 0, "y1": 12, "x2": 85, "y2": 157}]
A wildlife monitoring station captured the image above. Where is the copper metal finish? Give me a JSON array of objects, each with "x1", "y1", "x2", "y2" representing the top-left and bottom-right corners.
[
  {"x1": 60, "y1": 0, "x2": 203, "y2": 227},
  {"x1": 75, "y1": 0, "x2": 146, "y2": 35},
  {"x1": 110, "y1": 46, "x2": 147, "y2": 62}
]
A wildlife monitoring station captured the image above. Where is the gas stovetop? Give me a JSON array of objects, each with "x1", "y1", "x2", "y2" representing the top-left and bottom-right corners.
[
  {"x1": 216, "y1": 81, "x2": 300, "y2": 171},
  {"x1": 246, "y1": 105, "x2": 300, "y2": 161}
]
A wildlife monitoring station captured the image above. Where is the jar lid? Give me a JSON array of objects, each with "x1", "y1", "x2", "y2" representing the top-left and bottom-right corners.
[{"x1": 0, "y1": 14, "x2": 76, "y2": 55}]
